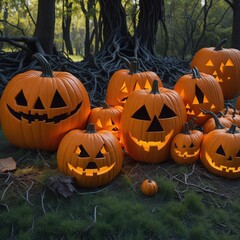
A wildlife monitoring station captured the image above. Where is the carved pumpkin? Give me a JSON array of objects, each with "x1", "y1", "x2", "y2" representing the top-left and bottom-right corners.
[
  {"x1": 191, "y1": 39, "x2": 240, "y2": 100},
  {"x1": 170, "y1": 122, "x2": 203, "y2": 164},
  {"x1": 120, "y1": 80, "x2": 187, "y2": 163},
  {"x1": 0, "y1": 53, "x2": 90, "y2": 151},
  {"x1": 236, "y1": 96, "x2": 240, "y2": 110},
  {"x1": 200, "y1": 124, "x2": 240, "y2": 179},
  {"x1": 141, "y1": 179, "x2": 158, "y2": 197},
  {"x1": 87, "y1": 101, "x2": 123, "y2": 141},
  {"x1": 174, "y1": 67, "x2": 224, "y2": 126},
  {"x1": 106, "y1": 61, "x2": 163, "y2": 107},
  {"x1": 57, "y1": 123, "x2": 123, "y2": 188}
]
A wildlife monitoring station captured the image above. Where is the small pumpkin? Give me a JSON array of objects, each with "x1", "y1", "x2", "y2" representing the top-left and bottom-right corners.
[
  {"x1": 120, "y1": 80, "x2": 187, "y2": 163},
  {"x1": 57, "y1": 123, "x2": 123, "y2": 188},
  {"x1": 170, "y1": 122, "x2": 203, "y2": 164},
  {"x1": 191, "y1": 39, "x2": 240, "y2": 100},
  {"x1": 87, "y1": 101, "x2": 123, "y2": 141},
  {"x1": 0, "y1": 53, "x2": 90, "y2": 151},
  {"x1": 141, "y1": 179, "x2": 158, "y2": 196},
  {"x1": 174, "y1": 67, "x2": 224, "y2": 126},
  {"x1": 200, "y1": 124, "x2": 240, "y2": 179},
  {"x1": 106, "y1": 61, "x2": 163, "y2": 107}
]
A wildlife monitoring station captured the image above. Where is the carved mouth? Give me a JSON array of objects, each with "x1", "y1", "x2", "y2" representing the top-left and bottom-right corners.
[
  {"x1": 205, "y1": 152, "x2": 240, "y2": 173},
  {"x1": 129, "y1": 130, "x2": 174, "y2": 151},
  {"x1": 68, "y1": 162, "x2": 115, "y2": 176},
  {"x1": 7, "y1": 102, "x2": 82, "y2": 124},
  {"x1": 174, "y1": 149, "x2": 200, "y2": 159},
  {"x1": 186, "y1": 104, "x2": 216, "y2": 116}
]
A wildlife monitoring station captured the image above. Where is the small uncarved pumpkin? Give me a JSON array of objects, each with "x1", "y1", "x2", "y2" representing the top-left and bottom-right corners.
[
  {"x1": 57, "y1": 123, "x2": 123, "y2": 188},
  {"x1": 141, "y1": 179, "x2": 158, "y2": 196},
  {"x1": 0, "y1": 53, "x2": 90, "y2": 151},
  {"x1": 191, "y1": 39, "x2": 240, "y2": 100},
  {"x1": 106, "y1": 61, "x2": 163, "y2": 107}
]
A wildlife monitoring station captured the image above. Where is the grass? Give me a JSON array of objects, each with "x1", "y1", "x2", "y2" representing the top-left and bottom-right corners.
[{"x1": 1, "y1": 127, "x2": 240, "y2": 239}]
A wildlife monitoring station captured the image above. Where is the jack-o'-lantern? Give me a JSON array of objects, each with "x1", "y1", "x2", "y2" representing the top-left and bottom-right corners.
[
  {"x1": 174, "y1": 67, "x2": 224, "y2": 126},
  {"x1": 106, "y1": 61, "x2": 163, "y2": 107},
  {"x1": 0, "y1": 53, "x2": 90, "y2": 151},
  {"x1": 57, "y1": 123, "x2": 123, "y2": 188},
  {"x1": 87, "y1": 101, "x2": 123, "y2": 141},
  {"x1": 191, "y1": 39, "x2": 240, "y2": 100},
  {"x1": 170, "y1": 122, "x2": 203, "y2": 164},
  {"x1": 236, "y1": 96, "x2": 240, "y2": 110},
  {"x1": 200, "y1": 124, "x2": 240, "y2": 179},
  {"x1": 120, "y1": 80, "x2": 187, "y2": 163}
]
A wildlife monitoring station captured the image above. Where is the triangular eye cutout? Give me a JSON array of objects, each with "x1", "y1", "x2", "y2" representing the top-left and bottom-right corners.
[
  {"x1": 134, "y1": 82, "x2": 141, "y2": 91},
  {"x1": 216, "y1": 145, "x2": 225, "y2": 156},
  {"x1": 15, "y1": 90, "x2": 27, "y2": 106},
  {"x1": 174, "y1": 143, "x2": 178, "y2": 148},
  {"x1": 206, "y1": 60, "x2": 214, "y2": 66},
  {"x1": 120, "y1": 82, "x2": 128, "y2": 93},
  {"x1": 236, "y1": 150, "x2": 240, "y2": 157},
  {"x1": 34, "y1": 97, "x2": 44, "y2": 109},
  {"x1": 195, "y1": 85, "x2": 204, "y2": 103},
  {"x1": 95, "y1": 151, "x2": 104, "y2": 158},
  {"x1": 78, "y1": 145, "x2": 90, "y2": 157},
  {"x1": 147, "y1": 116, "x2": 163, "y2": 132},
  {"x1": 159, "y1": 104, "x2": 176, "y2": 118},
  {"x1": 50, "y1": 90, "x2": 67, "y2": 108},
  {"x1": 190, "y1": 143, "x2": 194, "y2": 148},
  {"x1": 96, "y1": 119, "x2": 103, "y2": 128},
  {"x1": 131, "y1": 105, "x2": 151, "y2": 120},
  {"x1": 144, "y1": 79, "x2": 151, "y2": 89},
  {"x1": 225, "y1": 59, "x2": 234, "y2": 66}
]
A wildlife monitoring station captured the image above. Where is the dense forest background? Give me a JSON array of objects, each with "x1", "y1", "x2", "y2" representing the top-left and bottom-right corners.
[{"x1": 0, "y1": 0, "x2": 239, "y2": 105}]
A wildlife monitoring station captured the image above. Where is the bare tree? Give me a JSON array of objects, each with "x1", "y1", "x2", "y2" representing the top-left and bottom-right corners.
[{"x1": 224, "y1": 0, "x2": 240, "y2": 49}]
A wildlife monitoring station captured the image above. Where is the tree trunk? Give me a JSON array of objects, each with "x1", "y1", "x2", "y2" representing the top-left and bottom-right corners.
[
  {"x1": 62, "y1": 0, "x2": 73, "y2": 55},
  {"x1": 231, "y1": 0, "x2": 240, "y2": 49},
  {"x1": 34, "y1": 0, "x2": 55, "y2": 54}
]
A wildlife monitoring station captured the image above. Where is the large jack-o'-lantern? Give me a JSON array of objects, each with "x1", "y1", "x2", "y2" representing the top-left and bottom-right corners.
[
  {"x1": 106, "y1": 61, "x2": 162, "y2": 107},
  {"x1": 57, "y1": 123, "x2": 123, "y2": 188},
  {"x1": 191, "y1": 39, "x2": 240, "y2": 100},
  {"x1": 200, "y1": 124, "x2": 240, "y2": 179},
  {"x1": 120, "y1": 80, "x2": 186, "y2": 163},
  {"x1": 0, "y1": 53, "x2": 90, "y2": 151},
  {"x1": 174, "y1": 67, "x2": 224, "y2": 126}
]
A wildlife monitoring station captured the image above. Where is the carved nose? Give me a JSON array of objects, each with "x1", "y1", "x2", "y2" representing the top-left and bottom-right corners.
[{"x1": 147, "y1": 116, "x2": 163, "y2": 132}]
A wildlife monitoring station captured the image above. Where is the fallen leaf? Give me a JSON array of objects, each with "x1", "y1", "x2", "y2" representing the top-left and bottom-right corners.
[
  {"x1": 0, "y1": 157, "x2": 17, "y2": 172},
  {"x1": 47, "y1": 175, "x2": 76, "y2": 198}
]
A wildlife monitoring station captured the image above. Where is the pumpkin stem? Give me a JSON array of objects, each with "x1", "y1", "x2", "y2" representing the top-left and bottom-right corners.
[
  {"x1": 149, "y1": 80, "x2": 160, "y2": 94},
  {"x1": 226, "y1": 124, "x2": 239, "y2": 134},
  {"x1": 192, "y1": 67, "x2": 201, "y2": 79},
  {"x1": 86, "y1": 123, "x2": 97, "y2": 133},
  {"x1": 183, "y1": 122, "x2": 191, "y2": 135},
  {"x1": 33, "y1": 53, "x2": 53, "y2": 77},
  {"x1": 102, "y1": 101, "x2": 110, "y2": 109},
  {"x1": 128, "y1": 61, "x2": 138, "y2": 75},
  {"x1": 214, "y1": 38, "x2": 227, "y2": 51},
  {"x1": 200, "y1": 109, "x2": 225, "y2": 129}
]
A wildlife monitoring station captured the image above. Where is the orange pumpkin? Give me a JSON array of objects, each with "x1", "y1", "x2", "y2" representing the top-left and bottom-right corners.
[
  {"x1": 200, "y1": 124, "x2": 240, "y2": 179},
  {"x1": 106, "y1": 61, "x2": 162, "y2": 107},
  {"x1": 120, "y1": 80, "x2": 187, "y2": 163},
  {"x1": 170, "y1": 122, "x2": 203, "y2": 164},
  {"x1": 141, "y1": 179, "x2": 158, "y2": 197},
  {"x1": 0, "y1": 53, "x2": 90, "y2": 151},
  {"x1": 191, "y1": 39, "x2": 240, "y2": 100},
  {"x1": 174, "y1": 67, "x2": 224, "y2": 126},
  {"x1": 87, "y1": 101, "x2": 123, "y2": 141},
  {"x1": 57, "y1": 123, "x2": 123, "y2": 188}
]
